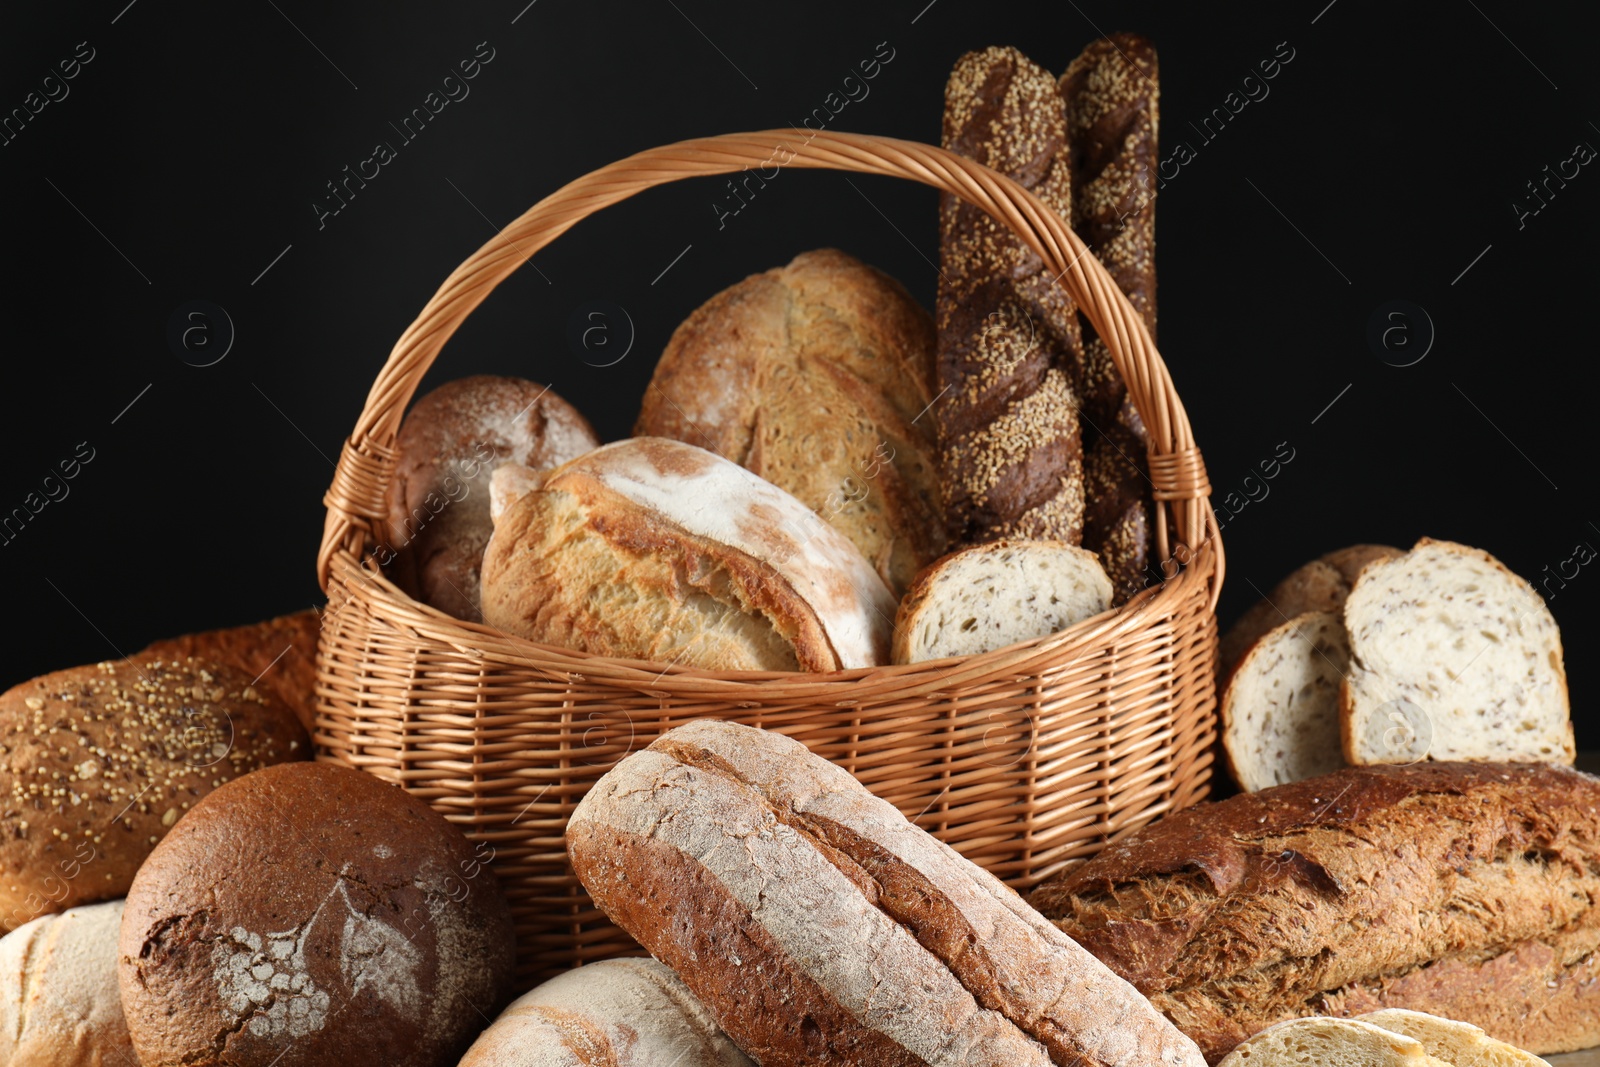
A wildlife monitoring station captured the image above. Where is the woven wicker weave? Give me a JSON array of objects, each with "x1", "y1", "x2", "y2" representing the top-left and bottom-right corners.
[{"x1": 313, "y1": 130, "x2": 1224, "y2": 985}]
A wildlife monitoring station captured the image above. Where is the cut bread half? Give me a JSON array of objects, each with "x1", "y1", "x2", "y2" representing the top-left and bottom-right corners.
[
  {"x1": 1221, "y1": 545, "x2": 1401, "y2": 671},
  {"x1": 1217, "y1": 1017, "x2": 1450, "y2": 1067},
  {"x1": 1222, "y1": 611, "x2": 1350, "y2": 792},
  {"x1": 1341, "y1": 538, "x2": 1572, "y2": 766},
  {"x1": 892, "y1": 540, "x2": 1112, "y2": 664},
  {"x1": 1359, "y1": 1009, "x2": 1551, "y2": 1067}
]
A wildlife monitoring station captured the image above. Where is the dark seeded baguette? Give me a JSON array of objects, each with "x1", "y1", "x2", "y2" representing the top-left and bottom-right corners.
[
  {"x1": 936, "y1": 46, "x2": 1087, "y2": 548},
  {"x1": 1028, "y1": 762, "x2": 1600, "y2": 1062},
  {"x1": 568, "y1": 720, "x2": 1207, "y2": 1067},
  {"x1": 1061, "y1": 34, "x2": 1160, "y2": 601}
]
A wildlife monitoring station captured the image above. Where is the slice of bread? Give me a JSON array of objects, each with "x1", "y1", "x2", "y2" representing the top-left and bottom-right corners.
[
  {"x1": 1359, "y1": 1008, "x2": 1551, "y2": 1067},
  {"x1": 892, "y1": 540, "x2": 1113, "y2": 664},
  {"x1": 1342, "y1": 538, "x2": 1572, "y2": 766},
  {"x1": 1222, "y1": 611, "x2": 1350, "y2": 792},
  {"x1": 1221, "y1": 545, "x2": 1402, "y2": 671},
  {"x1": 1217, "y1": 1017, "x2": 1450, "y2": 1067}
]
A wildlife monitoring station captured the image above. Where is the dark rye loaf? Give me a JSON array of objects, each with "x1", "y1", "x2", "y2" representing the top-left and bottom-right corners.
[{"x1": 1028, "y1": 762, "x2": 1600, "y2": 1062}]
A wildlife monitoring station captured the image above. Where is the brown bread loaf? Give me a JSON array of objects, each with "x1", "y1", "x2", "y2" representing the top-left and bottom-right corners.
[
  {"x1": 385, "y1": 375, "x2": 599, "y2": 621},
  {"x1": 0, "y1": 899, "x2": 135, "y2": 1067},
  {"x1": 142, "y1": 609, "x2": 321, "y2": 733},
  {"x1": 119, "y1": 760, "x2": 515, "y2": 1067},
  {"x1": 0, "y1": 656, "x2": 307, "y2": 933},
  {"x1": 1061, "y1": 34, "x2": 1160, "y2": 601},
  {"x1": 937, "y1": 46, "x2": 1087, "y2": 548},
  {"x1": 568, "y1": 720, "x2": 1207, "y2": 1067},
  {"x1": 1028, "y1": 762, "x2": 1600, "y2": 1062},
  {"x1": 635, "y1": 248, "x2": 945, "y2": 597}
]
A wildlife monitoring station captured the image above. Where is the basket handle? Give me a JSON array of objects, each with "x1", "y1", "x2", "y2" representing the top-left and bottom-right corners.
[{"x1": 318, "y1": 130, "x2": 1222, "y2": 606}]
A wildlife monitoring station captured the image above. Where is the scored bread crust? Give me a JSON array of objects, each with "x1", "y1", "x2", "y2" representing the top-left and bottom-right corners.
[
  {"x1": 0, "y1": 900, "x2": 134, "y2": 1067},
  {"x1": 1340, "y1": 538, "x2": 1573, "y2": 766},
  {"x1": 1220, "y1": 545, "x2": 1402, "y2": 671},
  {"x1": 480, "y1": 438, "x2": 897, "y2": 672},
  {"x1": 891, "y1": 539, "x2": 1113, "y2": 664},
  {"x1": 1216, "y1": 1017, "x2": 1448, "y2": 1067},
  {"x1": 569, "y1": 720, "x2": 1205, "y2": 1067},
  {"x1": 1028, "y1": 760, "x2": 1600, "y2": 1061}
]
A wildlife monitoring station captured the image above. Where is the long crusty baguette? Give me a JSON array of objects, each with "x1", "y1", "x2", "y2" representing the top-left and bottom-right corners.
[
  {"x1": 1061, "y1": 34, "x2": 1160, "y2": 602},
  {"x1": 1028, "y1": 761, "x2": 1600, "y2": 1061},
  {"x1": 568, "y1": 720, "x2": 1206, "y2": 1067},
  {"x1": 937, "y1": 46, "x2": 1087, "y2": 548}
]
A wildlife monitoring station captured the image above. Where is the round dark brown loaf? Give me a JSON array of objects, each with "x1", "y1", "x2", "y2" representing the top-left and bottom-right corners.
[
  {"x1": 0, "y1": 656, "x2": 307, "y2": 933},
  {"x1": 118, "y1": 760, "x2": 515, "y2": 1067},
  {"x1": 385, "y1": 374, "x2": 599, "y2": 621}
]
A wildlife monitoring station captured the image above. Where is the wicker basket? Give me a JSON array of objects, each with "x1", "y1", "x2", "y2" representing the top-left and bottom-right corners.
[{"x1": 313, "y1": 130, "x2": 1223, "y2": 986}]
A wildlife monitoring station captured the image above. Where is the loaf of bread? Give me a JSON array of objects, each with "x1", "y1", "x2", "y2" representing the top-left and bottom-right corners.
[
  {"x1": 635, "y1": 248, "x2": 945, "y2": 597},
  {"x1": 892, "y1": 539, "x2": 1112, "y2": 663},
  {"x1": 458, "y1": 957, "x2": 754, "y2": 1067},
  {"x1": 1028, "y1": 761, "x2": 1600, "y2": 1060},
  {"x1": 141, "y1": 608, "x2": 320, "y2": 732},
  {"x1": 1221, "y1": 611, "x2": 1349, "y2": 792},
  {"x1": 0, "y1": 656, "x2": 307, "y2": 932},
  {"x1": 119, "y1": 760, "x2": 515, "y2": 1067},
  {"x1": 386, "y1": 375, "x2": 599, "y2": 621},
  {"x1": 937, "y1": 47, "x2": 1087, "y2": 548},
  {"x1": 480, "y1": 438, "x2": 897, "y2": 672},
  {"x1": 0, "y1": 899, "x2": 134, "y2": 1067},
  {"x1": 1220, "y1": 544, "x2": 1401, "y2": 671},
  {"x1": 569, "y1": 719, "x2": 1207, "y2": 1067},
  {"x1": 1358, "y1": 1010, "x2": 1551, "y2": 1067},
  {"x1": 1342, "y1": 538, "x2": 1571, "y2": 765},
  {"x1": 1216, "y1": 1018, "x2": 1448, "y2": 1067},
  {"x1": 1061, "y1": 34, "x2": 1160, "y2": 602}
]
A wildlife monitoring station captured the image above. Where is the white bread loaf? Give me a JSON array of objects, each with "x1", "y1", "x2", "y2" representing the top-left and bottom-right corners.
[
  {"x1": 891, "y1": 540, "x2": 1112, "y2": 664},
  {"x1": 568, "y1": 720, "x2": 1207, "y2": 1067},
  {"x1": 481, "y1": 438, "x2": 897, "y2": 672},
  {"x1": 0, "y1": 899, "x2": 133, "y2": 1067},
  {"x1": 488, "y1": 462, "x2": 541, "y2": 524},
  {"x1": 1341, "y1": 538, "x2": 1572, "y2": 766},
  {"x1": 1217, "y1": 1018, "x2": 1449, "y2": 1067},
  {"x1": 1221, "y1": 611, "x2": 1350, "y2": 792},
  {"x1": 457, "y1": 957, "x2": 752, "y2": 1067},
  {"x1": 1358, "y1": 1009, "x2": 1551, "y2": 1067}
]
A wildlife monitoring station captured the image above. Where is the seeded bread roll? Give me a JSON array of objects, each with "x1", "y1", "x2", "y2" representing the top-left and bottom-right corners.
[
  {"x1": 119, "y1": 761, "x2": 515, "y2": 1067},
  {"x1": 1029, "y1": 761, "x2": 1600, "y2": 1060},
  {"x1": 458, "y1": 958, "x2": 754, "y2": 1067},
  {"x1": 1221, "y1": 545, "x2": 1402, "y2": 672},
  {"x1": 937, "y1": 47, "x2": 1087, "y2": 548},
  {"x1": 142, "y1": 609, "x2": 321, "y2": 733},
  {"x1": 1358, "y1": 1009, "x2": 1552, "y2": 1067},
  {"x1": 1341, "y1": 538, "x2": 1572, "y2": 766},
  {"x1": 0, "y1": 899, "x2": 135, "y2": 1067},
  {"x1": 569, "y1": 720, "x2": 1207, "y2": 1067},
  {"x1": 1216, "y1": 1018, "x2": 1449, "y2": 1067},
  {"x1": 0, "y1": 656, "x2": 307, "y2": 933},
  {"x1": 635, "y1": 248, "x2": 945, "y2": 597},
  {"x1": 386, "y1": 375, "x2": 599, "y2": 621},
  {"x1": 481, "y1": 438, "x2": 897, "y2": 672},
  {"x1": 1221, "y1": 611, "x2": 1350, "y2": 793}
]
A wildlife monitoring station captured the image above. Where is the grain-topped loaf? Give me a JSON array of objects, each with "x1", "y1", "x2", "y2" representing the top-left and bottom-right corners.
[
  {"x1": 481, "y1": 437, "x2": 897, "y2": 672},
  {"x1": 141, "y1": 609, "x2": 321, "y2": 733},
  {"x1": 568, "y1": 719, "x2": 1206, "y2": 1067},
  {"x1": 1028, "y1": 761, "x2": 1600, "y2": 1061}
]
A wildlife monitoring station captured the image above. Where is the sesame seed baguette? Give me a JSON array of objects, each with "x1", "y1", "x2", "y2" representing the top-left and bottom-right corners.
[{"x1": 937, "y1": 47, "x2": 1087, "y2": 548}]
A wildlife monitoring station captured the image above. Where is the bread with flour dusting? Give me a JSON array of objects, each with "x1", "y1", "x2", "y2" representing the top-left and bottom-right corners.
[
  {"x1": 0, "y1": 899, "x2": 135, "y2": 1067},
  {"x1": 568, "y1": 719, "x2": 1207, "y2": 1067},
  {"x1": 481, "y1": 438, "x2": 897, "y2": 672}
]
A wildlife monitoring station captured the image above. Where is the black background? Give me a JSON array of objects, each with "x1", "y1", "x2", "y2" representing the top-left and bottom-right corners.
[{"x1": 3, "y1": 2, "x2": 1597, "y2": 740}]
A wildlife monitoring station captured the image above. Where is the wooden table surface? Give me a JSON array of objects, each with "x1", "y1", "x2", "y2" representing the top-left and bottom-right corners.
[{"x1": 1549, "y1": 1051, "x2": 1600, "y2": 1066}]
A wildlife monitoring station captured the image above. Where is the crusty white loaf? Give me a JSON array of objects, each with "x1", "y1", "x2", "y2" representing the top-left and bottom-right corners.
[
  {"x1": 568, "y1": 720, "x2": 1206, "y2": 1067},
  {"x1": 1221, "y1": 611, "x2": 1350, "y2": 793},
  {"x1": 1341, "y1": 538, "x2": 1572, "y2": 766},
  {"x1": 458, "y1": 958, "x2": 753, "y2": 1067},
  {"x1": 1216, "y1": 1018, "x2": 1448, "y2": 1067},
  {"x1": 1358, "y1": 1009, "x2": 1551, "y2": 1067},
  {"x1": 481, "y1": 438, "x2": 897, "y2": 672},
  {"x1": 0, "y1": 900, "x2": 134, "y2": 1067},
  {"x1": 892, "y1": 540, "x2": 1112, "y2": 664}
]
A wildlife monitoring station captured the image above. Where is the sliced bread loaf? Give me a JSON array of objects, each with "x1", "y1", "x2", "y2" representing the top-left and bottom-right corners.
[
  {"x1": 1217, "y1": 1018, "x2": 1448, "y2": 1067},
  {"x1": 1341, "y1": 538, "x2": 1572, "y2": 765},
  {"x1": 891, "y1": 540, "x2": 1113, "y2": 664},
  {"x1": 1221, "y1": 545, "x2": 1401, "y2": 671},
  {"x1": 1222, "y1": 611, "x2": 1350, "y2": 792},
  {"x1": 1358, "y1": 1009, "x2": 1551, "y2": 1067}
]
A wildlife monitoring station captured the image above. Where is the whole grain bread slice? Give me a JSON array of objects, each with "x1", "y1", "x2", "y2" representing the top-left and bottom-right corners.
[
  {"x1": 1220, "y1": 545, "x2": 1401, "y2": 671},
  {"x1": 1216, "y1": 1018, "x2": 1449, "y2": 1067},
  {"x1": 1221, "y1": 611, "x2": 1350, "y2": 792},
  {"x1": 1358, "y1": 1009, "x2": 1551, "y2": 1067},
  {"x1": 1341, "y1": 538, "x2": 1572, "y2": 765}
]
